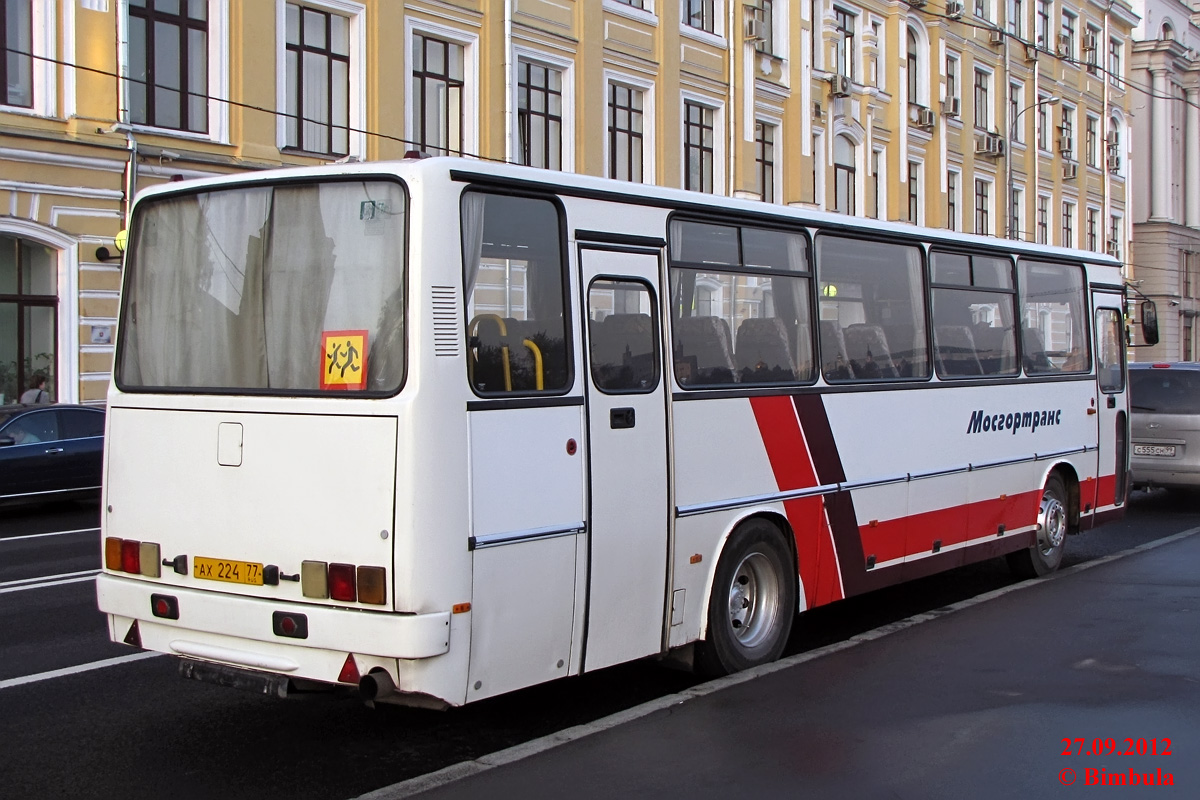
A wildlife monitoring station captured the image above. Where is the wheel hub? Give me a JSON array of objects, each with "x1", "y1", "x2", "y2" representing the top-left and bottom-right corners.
[
  {"x1": 726, "y1": 552, "x2": 781, "y2": 648},
  {"x1": 1037, "y1": 493, "x2": 1067, "y2": 553}
]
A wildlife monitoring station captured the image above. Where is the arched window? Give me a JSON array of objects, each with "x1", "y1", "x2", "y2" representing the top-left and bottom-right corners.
[
  {"x1": 834, "y1": 135, "x2": 856, "y2": 215},
  {"x1": 1161, "y1": 22, "x2": 1175, "y2": 41},
  {"x1": 907, "y1": 28, "x2": 920, "y2": 104},
  {"x1": 0, "y1": 236, "x2": 58, "y2": 404},
  {"x1": 1108, "y1": 116, "x2": 1122, "y2": 175}
]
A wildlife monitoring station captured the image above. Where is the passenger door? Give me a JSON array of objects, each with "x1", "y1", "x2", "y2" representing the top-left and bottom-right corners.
[
  {"x1": 580, "y1": 245, "x2": 670, "y2": 671},
  {"x1": 1091, "y1": 291, "x2": 1129, "y2": 515}
]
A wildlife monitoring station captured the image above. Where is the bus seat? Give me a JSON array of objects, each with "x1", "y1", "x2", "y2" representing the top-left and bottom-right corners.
[
  {"x1": 591, "y1": 314, "x2": 655, "y2": 390},
  {"x1": 935, "y1": 325, "x2": 985, "y2": 377},
  {"x1": 674, "y1": 316, "x2": 736, "y2": 384},
  {"x1": 819, "y1": 321, "x2": 854, "y2": 381},
  {"x1": 883, "y1": 324, "x2": 921, "y2": 377},
  {"x1": 795, "y1": 319, "x2": 814, "y2": 380},
  {"x1": 1022, "y1": 328, "x2": 1056, "y2": 373},
  {"x1": 843, "y1": 324, "x2": 900, "y2": 379},
  {"x1": 469, "y1": 315, "x2": 511, "y2": 392},
  {"x1": 972, "y1": 324, "x2": 1015, "y2": 375},
  {"x1": 736, "y1": 318, "x2": 798, "y2": 383}
]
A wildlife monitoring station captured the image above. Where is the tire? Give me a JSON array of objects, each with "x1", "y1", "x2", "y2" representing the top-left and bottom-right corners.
[
  {"x1": 695, "y1": 520, "x2": 797, "y2": 678},
  {"x1": 1007, "y1": 473, "x2": 1069, "y2": 579}
]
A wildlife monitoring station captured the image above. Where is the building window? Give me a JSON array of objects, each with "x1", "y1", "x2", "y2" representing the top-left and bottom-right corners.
[
  {"x1": 1061, "y1": 201, "x2": 1074, "y2": 247},
  {"x1": 614, "y1": 0, "x2": 646, "y2": 7},
  {"x1": 908, "y1": 161, "x2": 920, "y2": 224},
  {"x1": 1036, "y1": 196, "x2": 1049, "y2": 243},
  {"x1": 0, "y1": 235, "x2": 57, "y2": 404},
  {"x1": 685, "y1": 0, "x2": 716, "y2": 34},
  {"x1": 1107, "y1": 116, "x2": 1122, "y2": 175},
  {"x1": 411, "y1": 34, "x2": 464, "y2": 157},
  {"x1": 834, "y1": 8, "x2": 855, "y2": 81},
  {"x1": 947, "y1": 171, "x2": 958, "y2": 231},
  {"x1": 684, "y1": 101, "x2": 714, "y2": 193},
  {"x1": 608, "y1": 83, "x2": 643, "y2": 182},
  {"x1": 129, "y1": 0, "x2": 208, "y2": 132},
  {"x1": 1036, "y1": 0, "x2": 1050, "y2": 48},
  {"x1": 1007, "y1": 0, "x2": 1023, "y2": 37},
  {"x1": 1037, "y1": 96, "x2": 1050, "y2": 150},
  {"x1": 946, "y1": 54, "x2": 959, "y2": 102},
  {"x1": 2, "y1": 0, "x2": 32, "y2": 108},
  {"x1": 974, "y1": 0, "x2": 989, "y2": 20},
  {"x1": 906, "y1": 28, "x2": 918, "y2": 103},
  {"x1": 1109, "y1": 215, "x2": 1122, "y2": 259},
  {"x1": 755, "y1": 0, "x2": 775, "y2": 55},
  {"x1": 1011, "y1": 186, "x2": 1023, "y2": 239},
  {"x1": 1108, "y1": 38, "x2": 1121, "y2": 86},
  {"x1": 517, "y1": 61, "x2": 562, "y2": 170},
  {"x1": 871, "y1": 150, "x2": 881, "y2": 219},
  {"x1": 1060, "y1": 11, "x2": 1076, "y2": 59},
  {"x1": 1086, "y1": 208, "x2": 1098, "y2": 251},
  {"x1": 969, "y1": 178, "x2": 988, "y2": 235},
  {"x1": 284, "y1": 4, "x2": 352, "y2": 154},
  {"x1": 973, "y1": 69, "x2": 990, "y2": 130},
  {"x1": 1085, "y1": 24, "x2": 1101, "y2": 73},
  {"x1": 1085, "y1": 115, "x2": 1098, "y2": 167},
  {"x1": 755, "y1": 121, "x2": 775, "y2": 202},
  {"x1": 834, "y1": 135, "x2": 856, "y2": 215},
  {"x1": 1059, "y1": 106, "x2": 1074, "y2": 159},
  {"x1": 1009, "y1": 82, "x2": 1022, "y2": 143}
]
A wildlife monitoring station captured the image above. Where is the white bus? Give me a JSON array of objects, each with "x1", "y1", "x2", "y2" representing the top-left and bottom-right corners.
[{"x1": 97, "y1": 157, "x2": 1155, "y2": 706}]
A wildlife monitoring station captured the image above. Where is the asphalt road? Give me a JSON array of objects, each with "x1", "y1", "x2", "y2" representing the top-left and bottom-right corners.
[{"x1": 0, "y1": 490, "x2": 1196, "y2": 799}]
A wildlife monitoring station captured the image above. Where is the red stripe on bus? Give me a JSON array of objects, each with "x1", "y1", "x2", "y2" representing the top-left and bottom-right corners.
[
  {"x1": 858, "y1": 489, "x2": 1042, "y2": 563},
  {"x1": 1096, "y1": 474, "x2": 1118, "y2": 508},
  {"x1": 749, "y1": 396, "x2": 844, "y2": 608}
]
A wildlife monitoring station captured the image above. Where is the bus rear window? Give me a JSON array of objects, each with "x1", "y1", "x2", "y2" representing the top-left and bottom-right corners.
[{"x1": 117, "y1": 179, "x2": 407, "y2": 394}]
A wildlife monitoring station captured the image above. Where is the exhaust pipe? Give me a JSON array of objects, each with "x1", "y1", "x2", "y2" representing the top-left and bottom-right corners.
[{"x1": 359, "y1": 669, "x2": 397, "y2": 702}]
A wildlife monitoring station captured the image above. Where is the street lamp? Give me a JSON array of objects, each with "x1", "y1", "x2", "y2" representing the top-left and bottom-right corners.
[{"x1": 1007, "y1": 96, "x2": 1060, "y2": 239}]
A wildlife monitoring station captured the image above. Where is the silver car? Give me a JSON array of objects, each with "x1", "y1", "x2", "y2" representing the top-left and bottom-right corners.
[{"x1": 1130, "y1": 362, "x2": 1200, "y2": 490}]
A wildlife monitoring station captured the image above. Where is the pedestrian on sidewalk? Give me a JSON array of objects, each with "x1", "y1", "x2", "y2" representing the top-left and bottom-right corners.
[{"x1": 19, "y1": 375, "x2": 50, "y2": 404}]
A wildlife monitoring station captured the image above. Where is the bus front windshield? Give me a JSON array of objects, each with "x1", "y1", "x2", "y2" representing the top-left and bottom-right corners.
[{"x1": 117, "y1": 179, "x2": 407, "y2": 395}]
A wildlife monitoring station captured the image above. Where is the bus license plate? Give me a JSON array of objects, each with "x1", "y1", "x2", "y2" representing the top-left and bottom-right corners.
[
  {"x1": 194, "y1": 556, "x2": 264, "y2": 586},
  {"x1": 1134, "y1": 444, "x2": 1176, "y2": 457}
]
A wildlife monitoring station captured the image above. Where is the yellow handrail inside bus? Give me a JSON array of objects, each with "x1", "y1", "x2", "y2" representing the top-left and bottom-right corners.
[
  {"x1": 522, "y1": 338, "x2": 544, "y2": 391},
  {"x1": 468, "y1": 314, "x2": 512, "y2": 391}
]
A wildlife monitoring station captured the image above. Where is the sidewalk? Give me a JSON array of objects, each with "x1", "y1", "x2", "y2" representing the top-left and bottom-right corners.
[{"x1": 375, "y1": 530, "x2": 1200, "y2": 799}]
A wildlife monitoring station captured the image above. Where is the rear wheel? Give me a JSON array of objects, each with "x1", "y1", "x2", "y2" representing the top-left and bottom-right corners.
[
  {"x1": 1007, "y1": 474, "x2": 1069, "y2": 579},
  {"x1": 695, "y1": 520, "x2": 796, "y2": 678}
]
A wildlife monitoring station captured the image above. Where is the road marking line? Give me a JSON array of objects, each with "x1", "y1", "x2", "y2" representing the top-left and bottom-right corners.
[
  {"x1": 0, "y1": 570, "x2": 100, "y2": 594},
  {"x1": 0, "y1": 527, "x2": 100, "y2": 543},
  {"x1": 356, "y1": 524, "x2": 1200, "y2": 800},
  {"x1": 0, "y1": 652, "x2": 162, "y2": 691}
]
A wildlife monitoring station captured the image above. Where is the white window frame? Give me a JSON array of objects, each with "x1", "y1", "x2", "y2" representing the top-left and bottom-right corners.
[
  {"x1": 905, "y1": 22, "x2": 929, "y2": 108},
  {"x1": 946, "y1": 167, "x2": 960, "y2": 230},
  {"x1": 2, "y1": 0, "x2": 57, "y2": 117},
  {"x1": 1061, "y1": 199, "x2": 1076, "y2": 248},
  {"x1": 679, "y1": 0, "x2": 726, "y2": 44},
  {"x1": 1059, "y1": 102, "x2": 1076, "y2": 161},
  {"x1": 972, "y1": 66, "x2": 993, "y2": 131},
  {"x1": 118, "y1": 0, "x2": 230, "y2": 143},
  {"x1": 603, "y1": 70, "x2": 656, "y2": 186},
  {"x1": 403, "y1": 17, "x2": 479, "y2": 163},
  {"x1": 1009, "y1": 80, "x2": 1024, "y2": 144},
  {"x1": 679, "y1": 91, "x2": 726, "y2": 195},
  {"x1": 974, "y1": 176, "x2": 994, "y2": 236},
  {"x1": 755, "y1": 112, "x2": 783, "y2": 204},
  {"x1": 1084, "y1": 112, "x2": 1100, "y2": 168},
  {"x1": 945, "y1": 52, "x2": 960, "y2": 104},
  {"x1": 908, "y1": 157, "x2": 924, "y2": 225},
  {"x1": 1011, "y1": 184, "x2": 1024, "y2": 239},
  {"x1": 274, "y1": 0, "x2": 364, "y2": 156},
  {"x1": 603, "y1": 0, "x2": 657, "y2": 27},
  {"x1": 511, "y1": 47, "x2": 575, "y2": 173}
]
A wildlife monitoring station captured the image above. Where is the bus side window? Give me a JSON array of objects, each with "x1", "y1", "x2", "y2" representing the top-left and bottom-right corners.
[
  {"x1": 462, "y1": 192, "x2": 571, "y2": 394},
  {"x1": 1017, "y1": 260, "x2": 1088, "y2": 375},
  {"x1": 815, "y1": 235, "x2": 929, "y2": 382}
]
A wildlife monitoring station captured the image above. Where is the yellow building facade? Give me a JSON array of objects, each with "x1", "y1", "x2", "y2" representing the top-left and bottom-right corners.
[{"x1": 0, "y1": 0, "x2": 1135, "y2": 404}]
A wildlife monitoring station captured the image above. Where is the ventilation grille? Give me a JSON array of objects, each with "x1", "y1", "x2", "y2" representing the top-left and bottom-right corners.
[{"x1": 431, "y1": 286, "x2": 460, "y2": 357}]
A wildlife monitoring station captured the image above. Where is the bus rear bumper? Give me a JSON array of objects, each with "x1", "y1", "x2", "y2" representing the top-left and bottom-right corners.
[{"x1": 97, "y1": 573, "x2": 452, "y2": 684}]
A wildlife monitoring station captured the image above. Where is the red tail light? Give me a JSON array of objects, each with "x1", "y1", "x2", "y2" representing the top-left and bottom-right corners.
[
  {"x1": 328, "y1": 563, "x2": 357, "y2": 602},
  {"x1": 121, "y1": 540, "x2": 141, "y2": 574}
]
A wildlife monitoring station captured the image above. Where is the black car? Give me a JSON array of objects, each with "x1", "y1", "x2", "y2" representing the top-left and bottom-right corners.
[{"x1": 0, "y1": 404, "x2": 105, "y2": 504}]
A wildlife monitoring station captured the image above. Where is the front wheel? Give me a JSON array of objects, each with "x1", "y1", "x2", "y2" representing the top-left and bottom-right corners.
[
  {"x1": 1007, "y1": 474, "x2": 1069, "y2": 579},
  {"x1": 695, "y1": 520, "x2": 797, "y2": 678}
]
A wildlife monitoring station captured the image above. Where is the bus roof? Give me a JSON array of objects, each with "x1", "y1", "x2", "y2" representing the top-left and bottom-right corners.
[{"x1": 132, "y1": 156, "x2": 1124, "y2": 271}]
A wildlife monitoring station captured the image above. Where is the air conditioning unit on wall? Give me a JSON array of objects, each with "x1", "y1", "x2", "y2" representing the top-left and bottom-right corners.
[
  {"x1": 1062, "y1": 162, "x2": 1078, "y2": 179},
  {"x1": 975, "y1": 133, "x2": 1005, "y2": 157},
  {"x1": 830, "y1": 74, "x2": 852, "y2": 97},
  {"x1": 942, "y1": 97, "x2": 961, "y2": 118}
]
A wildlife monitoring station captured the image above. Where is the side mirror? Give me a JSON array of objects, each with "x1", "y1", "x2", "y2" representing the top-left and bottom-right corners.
[
  {"x1": 1140, "y1": 300, "x2": 1160, "y2": 346},
  {"x1": 0, "y1": 435, "x2": 14, "y2": 447}
]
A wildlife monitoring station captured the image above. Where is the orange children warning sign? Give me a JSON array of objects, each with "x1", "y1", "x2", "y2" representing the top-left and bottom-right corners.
[{"x1": 321, "y1": 330, "x2": 369, "y2": 390}]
